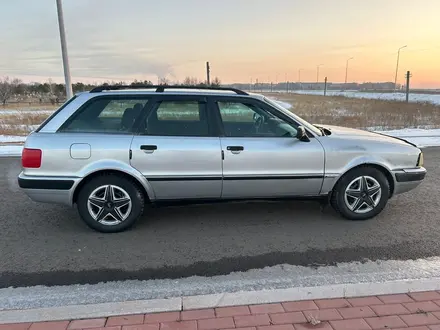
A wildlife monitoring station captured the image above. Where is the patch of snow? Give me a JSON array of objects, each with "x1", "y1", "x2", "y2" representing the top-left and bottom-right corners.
[
  {"x1": 3, "y1": 257, "x2": 440, "y2": 311},
  {"x1": 329, "y1": 108, "x2": 357, "y2": 117},
  {"x1": 375, "y1": 128, "x2": 440, "y2": 137},
  {"x1": 0, "y1": 145, "x2": 22, "y2": 157},
  {"x1": 0, "y1": 109, "x2": 54, "y2": 115},
  {"x1": 0, "y1": 135, "x2": 27, "y2": 143},
  {"x1": 374, "y1": 128, "x2": 440, "y2": 147},
  {"x1": 273, "y1": 100, "x2": 293, "y2": 109},
  {"x1": 291, "y1": 90, "x2": 440, "y2": 105},
  {"x1": 0, "y1": 124, "x2": 38, "y2": 132},
  {"x1": 266, "y1": 97, "x2": 293, "y2": 109}
]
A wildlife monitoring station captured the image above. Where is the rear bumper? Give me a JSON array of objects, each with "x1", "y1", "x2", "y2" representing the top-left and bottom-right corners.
[
  {"x1": 18, "y1": 177, "x2": 75, "y2": 190},
  {"x1": 392, "y1": 167, "x2": 427, "y2": 195},
  {"x1": 17, "y1": 172, "x2": 79, "y2": 206}
]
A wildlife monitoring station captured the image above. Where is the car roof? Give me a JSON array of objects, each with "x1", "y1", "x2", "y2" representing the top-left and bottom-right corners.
[
  {"x1": 81, "y1": 89, "x2": 264, "y2": 99},
  {"x1": 76, "y1": 85, "x2": 264, "y2": 100}
]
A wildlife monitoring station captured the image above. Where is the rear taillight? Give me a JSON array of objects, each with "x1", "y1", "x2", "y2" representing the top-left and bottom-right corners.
[{"x1": 22, "y1": 148, "x2": 42, "y2": 168}]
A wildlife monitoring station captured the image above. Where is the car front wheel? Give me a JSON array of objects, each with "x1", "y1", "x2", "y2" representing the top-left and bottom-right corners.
[
  {"x1": 77, "y1": 174, "x2": 145, "y2": 233},
  {"x1": 331, "y1": 166, "x2": 390, "y2": 220}
]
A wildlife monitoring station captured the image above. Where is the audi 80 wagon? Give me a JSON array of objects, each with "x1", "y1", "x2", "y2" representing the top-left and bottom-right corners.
[{"x1": 18, "y1": 85, "x2": 426, "y2": 233}]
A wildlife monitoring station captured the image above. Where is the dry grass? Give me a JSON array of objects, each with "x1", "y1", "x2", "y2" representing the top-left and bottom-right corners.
[
  {"x1": 0, "y1": 112, "x2": 51, "y2": 135},
  {"x1": 265, "y1": 93, "x2": 440, "y2": 130},
  {"x1": 1, "y1": 102, "x2": 58, "y2": 110},
  {"x1": 0, "y1": 103, "x2": 58, "y2": 135}
]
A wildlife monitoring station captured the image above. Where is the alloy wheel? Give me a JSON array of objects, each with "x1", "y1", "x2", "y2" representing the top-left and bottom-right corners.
[
  {"x1": 344, "y1": 176, "x2": 382, "y2": 214},
  {"x1": 87, "y1": 185, "x2": 132, "y2": 226}
]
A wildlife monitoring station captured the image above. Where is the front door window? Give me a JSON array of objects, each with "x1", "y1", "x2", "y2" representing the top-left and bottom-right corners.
[{"x1": 217, "y1": 101, "x2": 298, "y2": 138}]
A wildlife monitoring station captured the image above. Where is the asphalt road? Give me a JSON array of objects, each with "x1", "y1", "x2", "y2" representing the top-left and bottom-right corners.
[{"x1": 1, "y1": 148, "x2": 440, "y2": 288}]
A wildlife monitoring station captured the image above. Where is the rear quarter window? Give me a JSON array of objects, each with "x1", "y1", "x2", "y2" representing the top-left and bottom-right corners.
[{"x1": 59, "y1": 97, "x2": 150, "y2": 134}]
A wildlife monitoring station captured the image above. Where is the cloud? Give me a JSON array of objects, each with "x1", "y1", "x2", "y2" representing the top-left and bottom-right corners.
[
  {"x1": 0, "y1": 3, "x2": 174, "y2": 81},
  {"x1": 71, "y1": 50, "x2": 173, "y2": 79},
  {"x1": 0, "y1": 38, "x2": 173, "y2": 81}
]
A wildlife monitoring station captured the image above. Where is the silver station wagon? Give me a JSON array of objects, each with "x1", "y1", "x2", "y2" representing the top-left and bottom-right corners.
[{"x1": 18, "y1": 86, "x2": 426, "y2": 233}]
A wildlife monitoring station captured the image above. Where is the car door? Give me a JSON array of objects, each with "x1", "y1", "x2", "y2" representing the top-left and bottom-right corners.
[
  {"x1": 212, "y1": 97, "x2": 325, "y2": 198},
  {"x1": 130, "y1": 95, "x2": 222, "y2": 200}
]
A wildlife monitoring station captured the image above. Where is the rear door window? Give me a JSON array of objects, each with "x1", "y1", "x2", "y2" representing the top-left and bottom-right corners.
[{"x1": 142, "y1": 98, "x2": 211, "y2": 136}]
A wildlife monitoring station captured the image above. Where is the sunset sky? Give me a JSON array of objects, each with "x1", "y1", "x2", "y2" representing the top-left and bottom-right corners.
[{"x1": 1, "y1": 0, "x2": 439, "y2": 88}]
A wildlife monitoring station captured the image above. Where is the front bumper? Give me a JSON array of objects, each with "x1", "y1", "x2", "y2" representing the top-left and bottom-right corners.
[
  {"x1": 392, "y1": 167, "x2": 427, "y2": 195},
  {"x1": 17, "y1": 172, "x2": 79, "y2": 206}
]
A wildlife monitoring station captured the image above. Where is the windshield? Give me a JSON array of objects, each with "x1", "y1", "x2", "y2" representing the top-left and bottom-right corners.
[{"x1": 263, "y1": 97, "x2": 323, "y2": 136}]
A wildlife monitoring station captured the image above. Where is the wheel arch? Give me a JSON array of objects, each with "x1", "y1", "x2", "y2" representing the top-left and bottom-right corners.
[
  {"x1": 72, "y1": 168, "x2": 154, "y2": 205},
  {"x1": 331, "y1": 163, "x2": 395, "y2": 198}
]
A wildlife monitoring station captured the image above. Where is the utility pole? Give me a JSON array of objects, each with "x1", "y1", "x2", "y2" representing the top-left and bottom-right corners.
[
  {"x1": 345, "y1": 57, "x2": 354, "y2": 87},
  {"x1": 298, "y1": 69, "x2": 302, "y2": 90},
  {"x1": 206, "y1": 62, "x2": 210, "y2": 85},
  {"x1": 324, "y1": 77, "x2": 328, "y2": 96},
  {"x1": 405, "y1": 71, "x2": 412, "y2": 103},
  {"x1": 317, "y1": 64, "x2": 323, "y2": 86},
  {"x1": 394, "y1": 45, "x2": 407, "y2": 91},
  {"x1": 55, "y1": 0, "x2": 73, "y2": 99}
]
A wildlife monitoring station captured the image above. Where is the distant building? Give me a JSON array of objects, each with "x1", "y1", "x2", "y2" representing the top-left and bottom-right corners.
[{"x1": 225, "y1": 81, "x2": 399, "y2": 92}]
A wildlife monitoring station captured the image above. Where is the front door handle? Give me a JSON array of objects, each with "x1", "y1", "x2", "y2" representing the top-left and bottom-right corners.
[
  {"x1": 140, "y1": 145, "x2": 157, "y2": 153},
  {"x1": 227, "y1": 146, "x2": 244, "y2": 151}
]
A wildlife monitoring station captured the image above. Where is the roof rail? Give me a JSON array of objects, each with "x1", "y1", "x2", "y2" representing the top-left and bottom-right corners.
[{"x1": 89, "y1": 85, "x2": 248, "y2": 95}]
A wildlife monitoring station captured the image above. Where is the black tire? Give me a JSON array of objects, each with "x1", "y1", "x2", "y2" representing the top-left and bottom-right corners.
[
  {"x1": 77, "y1": 174, "x2": 145, "y2": 233},
  {"x1": 331, "y1": 166, "x2": 390, "y2": 221}
]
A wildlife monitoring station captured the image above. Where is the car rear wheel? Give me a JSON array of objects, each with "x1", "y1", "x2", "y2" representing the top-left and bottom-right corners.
[
  {"x1": 331, "y1": 166, "x2": 390, "y2": 221},
  {"x1": 77, "y1": 174, "x2": 145, "y2": 233}
]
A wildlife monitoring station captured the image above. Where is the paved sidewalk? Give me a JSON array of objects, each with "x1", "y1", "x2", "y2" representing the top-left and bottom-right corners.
[{"x1": 3, "y1": 291, "x2": 440, "y2": 330}]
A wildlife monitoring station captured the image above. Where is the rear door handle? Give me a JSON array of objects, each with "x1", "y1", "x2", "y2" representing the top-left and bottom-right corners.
[
  {"x1": 226, "y1": 146, "x2": 244, "y2": 151},
  {"x1": 140, "y1": 145, "x2": 157, "y2": 153}
]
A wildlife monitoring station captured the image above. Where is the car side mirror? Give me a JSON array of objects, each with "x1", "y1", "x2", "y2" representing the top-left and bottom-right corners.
[{"x1": 295, "y1": 126, "x2": 310, "y2": 142}]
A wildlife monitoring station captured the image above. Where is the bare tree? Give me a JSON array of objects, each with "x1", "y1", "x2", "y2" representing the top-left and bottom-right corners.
[
  {"x1": 0, "y1": 77, "x2": 21, "y2": 105},
  {"x1": 130, "y1": 79, "x2": 153, "y2": 87},
  {"x1": 180, "y1": 76, "x2": 220, "y2": 87},
  {"x1": 182, "y1": 76, "x2": 200, "y2": 86},
  {"x1": 158, "y1": 77, "x2": 170, "y2": 86},
  {"x1": 47, "y1": 78, "x2": 58, "y2": 104},
  {"x1": 211, "y1": 76, "x2": 221, "y2": 87},
  {"x1": 0, "y1": 77, "x2": 11, "y2": 105},
  {"x1": 47, "y1": 78, "x2": 56, "y2": 97}
]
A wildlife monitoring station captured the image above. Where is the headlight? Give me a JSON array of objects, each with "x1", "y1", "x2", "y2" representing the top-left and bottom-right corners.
[{"x1": 417, "y1": 152, "x2": 424, "y2": 167}]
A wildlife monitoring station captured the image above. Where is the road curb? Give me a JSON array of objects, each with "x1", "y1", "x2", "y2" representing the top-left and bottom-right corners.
[
  {"x1": 183, "y1": 277, "x2": 440, "y2": 310},
  {"x1": 0, "y1": 298, "x2": 182, "y2": 324},
  {"x1": 2, "y1": 277, "x2": 440, "y2": 324}
]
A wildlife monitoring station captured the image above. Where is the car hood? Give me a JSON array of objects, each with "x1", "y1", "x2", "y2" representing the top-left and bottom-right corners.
[{"x1": 315, "y1": 124, "x2": 417, "y2": 147}]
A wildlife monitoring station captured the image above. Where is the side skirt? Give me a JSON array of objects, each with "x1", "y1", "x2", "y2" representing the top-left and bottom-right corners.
[{"x1": 149, "y1": 195, "x2": 330, "y2": 208}]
